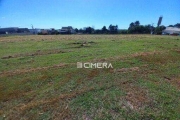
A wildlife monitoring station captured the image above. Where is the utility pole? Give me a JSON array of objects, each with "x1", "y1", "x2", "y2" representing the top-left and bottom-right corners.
[{"x1": 157, "y1": 16, "x2": 163, "y2": 27}]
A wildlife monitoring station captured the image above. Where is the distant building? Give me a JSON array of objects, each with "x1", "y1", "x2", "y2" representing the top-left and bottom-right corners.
[
  {"x1": 0, "y1": 27, "x2": 29, "y2": 34},
  {"x1": 162, "y1": 27, "x2": 180, "y2": 35},
  {"x1": 36, "y1": 29, "x2": 52, "y2": 35},
  {"x1": 17, "y1": 28, "x2": 29, "y2": 33},
  {"x1": 0, "y1": 27, "x2": 18, "y2": 34},
  {"x1": 29, "y1": 28, "x2": 57, "y2": 35},
  {"x1": 59, "y1": 26, "x2": 75, "y2": 34},
  {"x1": 40, "y1": 29, "x2": 49, "y2": 35},
  {"x1": 29, "y1": 29, "x2": 41, "y2": 34}
]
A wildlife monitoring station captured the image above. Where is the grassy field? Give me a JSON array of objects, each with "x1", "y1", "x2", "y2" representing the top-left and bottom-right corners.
[{"x1": 0, "y1": 35, "x2": 180, "y2": 120}]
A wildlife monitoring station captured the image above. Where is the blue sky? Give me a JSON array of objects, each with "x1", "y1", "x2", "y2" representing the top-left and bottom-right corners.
[{"x1": 0, "y1": 0, "x2": 179, "y2": 29}]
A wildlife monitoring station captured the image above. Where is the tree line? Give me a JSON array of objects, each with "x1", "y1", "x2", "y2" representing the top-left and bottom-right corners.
[
  {"x1": 127, "y1": 21, "x2": 166, "y2": 35},
  {"x1": 38, "y1": 22, "x2": 179, "y2": 35},
  {"x1": 74, "y1": 22, "x2": 179, "y2": 35},
  {"x1": 74, "y1": 24, "x2": 119, "y2": 34}
]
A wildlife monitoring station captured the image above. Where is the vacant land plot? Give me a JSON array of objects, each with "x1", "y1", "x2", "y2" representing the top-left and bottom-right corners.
[{"x1": 0, "y1": 35, "x2": 180, "y2": 120}]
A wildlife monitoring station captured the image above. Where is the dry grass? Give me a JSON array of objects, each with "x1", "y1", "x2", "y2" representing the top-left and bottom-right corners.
[
  {"x1": 166, "y1": 76, "x2": 180, "y2": 90},
  {"x1": 123, "y1": 84, "x2": 150, "y2": 110},
  {"x1": 114, "y1": 67, "x2": 140, "y2": 73},
  {"x1": 1, "y1": 35, "x2": 180, "y2": 119},
  {"x1": 137, "y1": 52, "x2": 179, "y2": 64},
  {"x1": 5, "y1": 87, "x2": 95, "y2": 120},
  {"x1": 0, "y1": 63, "x2": 67, "y2": 77},
  {"x1": 87, "y1": 69, "x2": 100, "y2": 79},
  {"x1": 1, "y1": 49, "x2": 67, "y2": 59}
]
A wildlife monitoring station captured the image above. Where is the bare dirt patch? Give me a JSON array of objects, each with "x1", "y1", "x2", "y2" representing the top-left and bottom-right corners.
[
  {"x1": 120, "y1": 83, "x2": 151, "y2": 110},
  {"x1": 88, "y1": 69, "x2": 100, "y2": 79},
  {"x1": 93, "y1": 51, "x2": 166, "y2": 63},
  {"x1": 114, "y1": 67, "x2": 139, "y2": 73},
  {"x1": 0, "y1": 63, "x2": 67, "y2": 77},
  {"x1": 70, "y1": 41, "x2": 96, "y2": 48},
  {"x1": 131, "y1": 51, "x2": 164, "y2": 58},
  {"x1": 0, "y1": 89, "x2": 29, "y2": 102},
  {"x1": 136, "y1": 51, "x2": 180, "y2": 64},
  {"x1": 174, "y1": 49, "x2": 180, "y2": 54},
  {"x1": 1, "y1": 49, "x2": 67, "y2": 59},
  {"x1": 8, "y1": 87, "x2": 95, "y2": 119},
  {"x1": 72, "y1": 41, "x2": 96, "y2": 45},
  {"x1": 164, "y1": 76, "x2": 180, "y2": 90}
]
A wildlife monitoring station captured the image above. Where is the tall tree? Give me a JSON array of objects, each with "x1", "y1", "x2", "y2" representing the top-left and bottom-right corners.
[
  {"x1": 79, "y1": 28, "x2": 83, "y2": 33},
  {"x1": 155, "y1": 25, "x2": 166, "y2": 35},
  {"x1": 109, "y1": 24, "x2": 118, "y2": 34},
  {"x1": 108, "y1": 24, "x2": 112, "y2": 30},
  {"x1": 135, "y1": 21, "x2": 140, "y2": 26},
  {"x1": 129, "y1": 22, "x2": 134, "y2": 28},
  {"x1": 74, "y1": 28, "x2": 79, "y2": 33},
  {"x1": 102, "y1": 26, "x2": 107, "y2": 34},
  {"x1": 85, "y1": 27, "x2": 94, "y2": 34},
  {"x1": 128, "y1": 21, "x2": 153, "y2": 34},
  {"x1": 174, "y1": 23, "x2": 180, "y2": 28}
]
